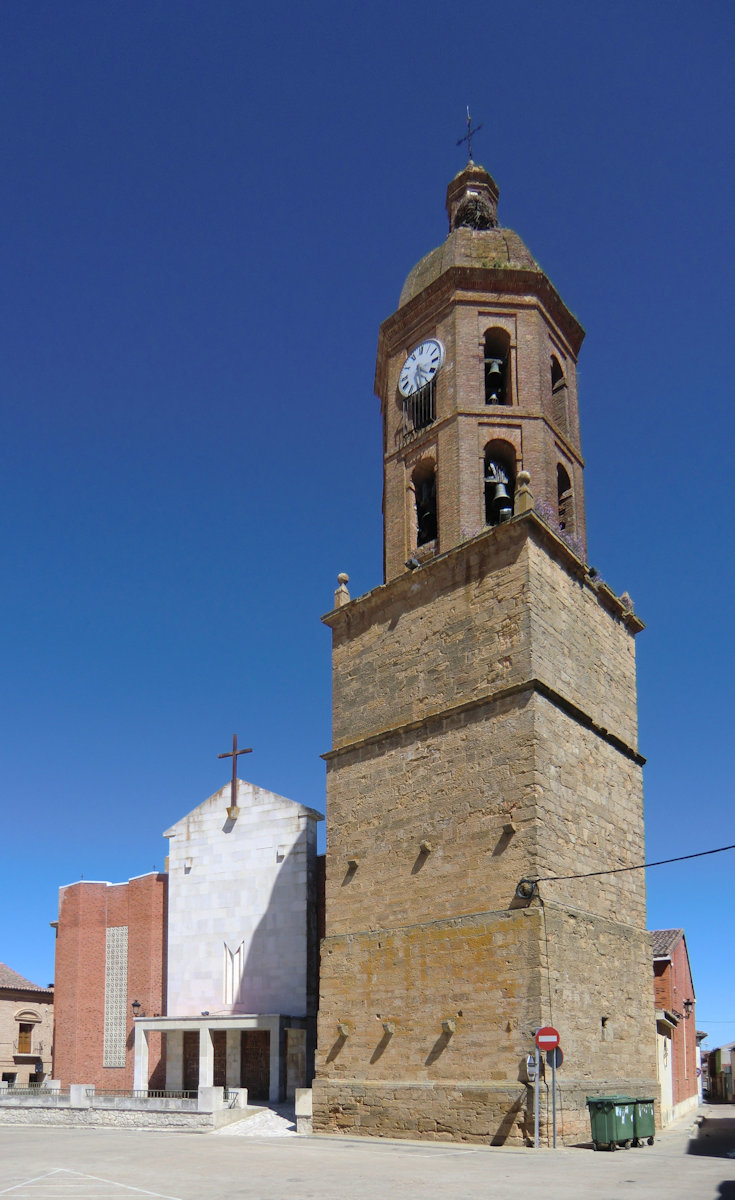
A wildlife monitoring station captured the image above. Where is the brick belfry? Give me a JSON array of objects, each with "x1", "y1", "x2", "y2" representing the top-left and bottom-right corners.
[{"x1": 312, "y1": 160, "x2": 658, "y2": 1144}]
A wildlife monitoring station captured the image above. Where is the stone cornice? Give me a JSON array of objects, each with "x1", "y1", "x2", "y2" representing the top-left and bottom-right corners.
[
  {"x1": 322, "y1": 510, "x2": 643, "y2": 636},
  {"x1": 383, "y1": 409, "x2": 586, "y2": 473},
  {"x1": 322, "y1": 675, "x2": 645, "y2": 767}
]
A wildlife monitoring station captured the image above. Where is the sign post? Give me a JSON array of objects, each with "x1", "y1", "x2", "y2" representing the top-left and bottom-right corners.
[
  {"x1": 546, "y1": 1047, "x2": 563, "y2": 1147},
  {"x1": 535, "y1": 1027, "x2": 561, "y2": 1148},
  {"x1": 534, "y1": 1045, "x2": 540, "y2": 1148}
]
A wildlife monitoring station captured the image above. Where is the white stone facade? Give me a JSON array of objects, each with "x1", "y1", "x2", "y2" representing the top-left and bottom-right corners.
[{"x1": 164, "y1": 780, "x2": 321, "y2": 1019}]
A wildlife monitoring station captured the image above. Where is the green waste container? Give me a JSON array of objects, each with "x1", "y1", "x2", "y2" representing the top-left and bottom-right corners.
[
  {"x1": 586, "y1": 1096, "x2": 635, "y2": 1150},
  {"x1": 632, "y1": 1098, "x2": 655, "y2": 1146}
]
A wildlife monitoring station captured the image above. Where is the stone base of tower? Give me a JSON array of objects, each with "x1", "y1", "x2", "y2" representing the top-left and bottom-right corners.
[
  {"x1": 316, "y1": 515, "x2": 659, "y2": 1147},
  {"x1": 312, "y1": 1075, "x2": 659, "y2": 1146},
  {"x1": 312, "y1": 901, "x2": 658, "y2": 1147},
  {"x1": 313, "y1": 1080, "x2": 529, "y2": 1144}
]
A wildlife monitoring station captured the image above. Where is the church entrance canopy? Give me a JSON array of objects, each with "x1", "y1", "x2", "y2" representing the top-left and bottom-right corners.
[{"x1": 133, "y1": 1013, "x2": 309, "y2": 1105}]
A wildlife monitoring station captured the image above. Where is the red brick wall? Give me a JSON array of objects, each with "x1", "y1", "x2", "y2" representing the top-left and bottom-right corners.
[
  {"x1": 669, "y1": 938, "x2": 697, "y2": 1108},
  {"x1": 53, "y1": 873, "x2": 167, "y2": 1089},
  {"x1": 653, "y1": 939, "x2": 697, "y2": 1109}
]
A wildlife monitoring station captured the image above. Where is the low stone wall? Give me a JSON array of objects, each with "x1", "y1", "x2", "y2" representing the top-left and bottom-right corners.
[
  {"x1": 0, "y1": 1088, "x2": 253, "y2": 1132},
  {"x1": 0, "y1": 1106, "x2": 214, "y2": 1131}
]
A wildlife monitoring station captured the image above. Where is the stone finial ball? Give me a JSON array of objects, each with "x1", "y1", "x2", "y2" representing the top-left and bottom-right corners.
[
  {"x1": 337, "y1": 573, "x2": 350, "y2": 585},
  {"x1": 517, "y1": 471, "x2": 531, "y2": 486}
]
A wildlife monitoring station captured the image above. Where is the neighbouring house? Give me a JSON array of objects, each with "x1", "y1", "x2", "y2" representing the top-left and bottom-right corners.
[
  {"x1": 707, "y1": 1042, "x2": 734, "y2": 1102},
  {"x1": 0, "y1": 963, "x2": 54, "y2": 1087},
  {"x1": 651, "y1": 929, "x2": 698, "y2": 1124},
  {"x1": 53, "y1": 778, "x2": 323, "y2": 1103},
  {"x1": 696, "y1": 1030, "x2": 707, "y2": 1103}
]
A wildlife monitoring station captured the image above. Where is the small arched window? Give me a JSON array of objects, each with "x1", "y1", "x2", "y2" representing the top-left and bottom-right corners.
[
  {"x1": 557, "y1": 463, "x2": 574, "y2": 533},
  {"x1": 484, "y1": 329, "x2": 511, "y2": 405},
  {"x1": 484, "y1": 443, "x2": 516, "y2": 526},
  {"x1": 551, "y1": 355, "x2": 569, "y2": 433},
  {"x1": 412, "y1": 461, "x2": 437, "y2": 546}
]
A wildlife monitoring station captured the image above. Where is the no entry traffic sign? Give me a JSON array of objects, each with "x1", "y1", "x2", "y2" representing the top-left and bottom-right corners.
[{"x1": 535, "y1": 1026, "x2": 560, "y2": 1050}]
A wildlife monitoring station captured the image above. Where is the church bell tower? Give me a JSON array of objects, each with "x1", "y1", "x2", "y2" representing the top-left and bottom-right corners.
[
  {"x1": 378, "y1": 161, "x2": 586, "y2": 582},
  {"x1": 313, "y1": 160, "x2": 658, "y2": 1145}
]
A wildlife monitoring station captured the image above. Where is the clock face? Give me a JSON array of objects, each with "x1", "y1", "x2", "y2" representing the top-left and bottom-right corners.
[{"x1": 398, "y1": 338, "x2": 445, "y2": 397}]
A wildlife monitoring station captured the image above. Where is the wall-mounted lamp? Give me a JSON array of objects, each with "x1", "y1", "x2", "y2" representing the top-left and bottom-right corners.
[
  {"x1": 683, "y1": 999, "x2": 694, "y2": 1019},
  {"x1": 131, "y1": 1000, "x2": 145, "y2": 1018}
]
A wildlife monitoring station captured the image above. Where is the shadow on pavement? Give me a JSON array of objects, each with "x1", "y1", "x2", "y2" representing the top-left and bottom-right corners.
[{"x1": 687, "y1": 1111, "x2": 735, "y2": 1158}]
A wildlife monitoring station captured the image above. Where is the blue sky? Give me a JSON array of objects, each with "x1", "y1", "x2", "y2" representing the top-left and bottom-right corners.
[{"x1": 1, "y1": 1, "x2": 733, "y2": 1053}]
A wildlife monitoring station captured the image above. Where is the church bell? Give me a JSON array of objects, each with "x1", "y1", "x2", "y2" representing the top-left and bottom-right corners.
[
  {"x1": 485, "y1": 357, "x2": 504, "y2": 403},
  {"x1": 491, "y1": 481, "x2": 513, "y2": 523}
]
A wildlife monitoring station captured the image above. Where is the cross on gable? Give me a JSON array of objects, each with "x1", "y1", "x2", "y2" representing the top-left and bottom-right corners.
[{"x1": 218, "y1": 733, "x2": 252, "y2": 817}]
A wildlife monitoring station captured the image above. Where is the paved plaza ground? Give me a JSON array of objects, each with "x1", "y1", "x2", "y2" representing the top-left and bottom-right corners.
[{"x1": 0, "y1": 1105, "x2": 734, "y2": 1199}]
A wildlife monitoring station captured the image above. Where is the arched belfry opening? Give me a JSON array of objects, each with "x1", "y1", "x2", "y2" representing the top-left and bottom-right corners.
[
  {"x1": 412, "y1": 460, "x2": 437, "y2": 547},
  {"x1": 557, "y1": 463, "x2": 575, "y2": 533},
  {"x1": 484, "y1": 329, "x2": 511, "y2": 405},
  {"x1": 484, "y1": 443, "x2": 516, "y2": 526},
  {"x1": 551, "y1": 355, "x2": 569, "y2": 433}
]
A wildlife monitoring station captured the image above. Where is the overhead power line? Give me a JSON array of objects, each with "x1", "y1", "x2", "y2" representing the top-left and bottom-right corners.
[
  {"x1": 515, "y1": 842, "x2": 735, "y2": 898},
  {"x1": 536, "y1": 842, "x2": 735, "y2": 883}
]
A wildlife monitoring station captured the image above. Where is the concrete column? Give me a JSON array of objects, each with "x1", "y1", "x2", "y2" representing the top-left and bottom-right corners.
[
  {"x1": 166, "y1": 1030, "x2": 183, "y2": 1091},
  {"x1": 199, "y1": 1026, "x2": 214, "y2": 1088},
  {"x1": 225, "y1": 1028, "x2": 240, "y2": 1088},
  {"x1": 268, "y1": 1018, "x2": 280, "y2": 1104},
  {"x1": 132, "y1": 1026, "x2": 149, "y2": 1091},
  {"x1": 70, "y1": 1084, "x2": 93, "y2": 1108},
  {"x1": 295, "y1": 1088, "x2": 313, "y2": 1134}
]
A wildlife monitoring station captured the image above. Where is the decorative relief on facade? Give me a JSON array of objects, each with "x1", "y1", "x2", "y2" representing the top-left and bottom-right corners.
[
  {"x1": 223, "y1": 940, "x2": 245, "y2": 1006},
  {"x1": 103, "y1": 925, "x2": 128, "y2": 1067}
]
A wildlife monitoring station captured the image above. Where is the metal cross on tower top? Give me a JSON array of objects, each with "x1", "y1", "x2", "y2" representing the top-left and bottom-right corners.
[
  {"x1": 457, "y1": 106, "x2": 482, "y2": 162},
  {"x1": 218, "y1": 733, "x2": 252, "y2": 817}
]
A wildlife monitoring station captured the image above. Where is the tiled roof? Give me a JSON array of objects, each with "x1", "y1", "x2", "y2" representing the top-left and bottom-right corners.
[
  {"x1": 651, "y1": 929, "x2": 684, "y2": 958},
  {"x1": 0, "y1": 962, "x2": 53, "y2": 993}
]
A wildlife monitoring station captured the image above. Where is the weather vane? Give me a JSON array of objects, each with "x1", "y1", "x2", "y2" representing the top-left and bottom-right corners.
[{"x1": 457, "y1": 106, "x2": 482, "y2": 162}]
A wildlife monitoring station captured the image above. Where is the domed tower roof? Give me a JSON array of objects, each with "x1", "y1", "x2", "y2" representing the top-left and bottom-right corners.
[{"x1": 399, "y1": 161, "x2": 541, "y2": 308}]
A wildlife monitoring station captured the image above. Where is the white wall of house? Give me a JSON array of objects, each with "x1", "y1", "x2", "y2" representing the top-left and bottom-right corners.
[{"x1": 656, "y1": 1025, "x2": 674, "y2": 1127}]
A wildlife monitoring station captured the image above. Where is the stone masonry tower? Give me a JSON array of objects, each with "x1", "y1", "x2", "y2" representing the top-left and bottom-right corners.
[{"x1": 312, "y1": 162, "x2": 658, "y2": 1144}]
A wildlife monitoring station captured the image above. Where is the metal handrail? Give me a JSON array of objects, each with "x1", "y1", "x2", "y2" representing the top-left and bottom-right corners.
[
  {"x1": 86, "y1": 1088, "x2": 197, "y2": 1100},
  {"x1": 12, "y1": 1040, "x2": 43, "y2": 1056}
]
